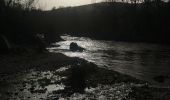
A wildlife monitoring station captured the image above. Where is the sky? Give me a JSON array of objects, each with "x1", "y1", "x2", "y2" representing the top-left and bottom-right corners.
[
  {"x1": 37, "y1": 0, "x2": 103, "y2": 10},
  {"x1": 36, "y1": 0, "x2": 169, "y2": 10}
]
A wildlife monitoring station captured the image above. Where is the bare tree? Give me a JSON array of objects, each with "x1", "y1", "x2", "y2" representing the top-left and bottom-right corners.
[
  {"x1": 23, "y1": 0, "x2": 39, "y2": 9},
  {"x1": 1, "y1": 0, "x2": 38, "y2": 9},
  {"x1": 130, "y1": 0, "x2": 137, "y2": 4},
  {"x1": 104, "y1": 0, "x2": 116, "y2": 2},
  {"x1": 0, "y1": 0, "x2": 5, "y2": 8}
]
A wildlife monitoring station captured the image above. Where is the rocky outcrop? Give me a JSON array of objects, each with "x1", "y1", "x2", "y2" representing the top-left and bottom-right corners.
[{"x1": 69, "y1": 42, "x2": 85, "y2": 52}]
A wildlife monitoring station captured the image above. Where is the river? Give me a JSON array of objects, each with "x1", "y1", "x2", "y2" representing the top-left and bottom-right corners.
[{"x1": 48, "y1": 34, "x2": 170, "y2": 87}]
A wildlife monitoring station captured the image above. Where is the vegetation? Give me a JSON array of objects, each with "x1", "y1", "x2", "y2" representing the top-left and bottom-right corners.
[
  {"x1": 0, "y1": 0, "x2": 170, "y2": 54},
  {"x1": 0, "y1": 0, "x2": 61, "y2": 53},
  {"x1": 1, "y1": 1, "x2": 170, "y2": 99},
  {"x1": 49, "y1": 1, "x2": 170, "y2": 44}
]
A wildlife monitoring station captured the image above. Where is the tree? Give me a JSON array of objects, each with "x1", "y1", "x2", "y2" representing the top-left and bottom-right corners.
[
  {"x1": 52, "y1": 6, "x2": 56, "y2": 11},
  {"x1": 0, "y1": 0, "x2": 5, "y2": 12},
  {"x1": 130, "y1": 0, "x2": 139, "y2": 4},
  {"x1": 23, "y1": 0, "x2": 39, "y2": 10},
  {"x1": 0, "y1": 0, "x2": 38, "y2": 10}
]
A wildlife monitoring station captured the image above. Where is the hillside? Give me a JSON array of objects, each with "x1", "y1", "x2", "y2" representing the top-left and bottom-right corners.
[
  {"x1": 41, "y1": 2, "x2": 170, "y2": 44},
  {"x1": 1, "y1": 1, "x2": 170, "y2": 50}
]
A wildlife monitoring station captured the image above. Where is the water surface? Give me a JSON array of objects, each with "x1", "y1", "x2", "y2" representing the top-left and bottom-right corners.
[{"x1": 48, "y1": 35, "x2": 170, "y2": 87}]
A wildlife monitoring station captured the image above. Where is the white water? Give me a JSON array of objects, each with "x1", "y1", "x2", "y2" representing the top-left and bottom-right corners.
[{"x1": 48, "y1": 35, "x2": 170, "y2": 87}]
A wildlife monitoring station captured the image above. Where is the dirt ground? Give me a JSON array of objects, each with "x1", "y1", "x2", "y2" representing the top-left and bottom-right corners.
[{"x1": 0, "y1": 52, "x2": 170, "y2": 100}]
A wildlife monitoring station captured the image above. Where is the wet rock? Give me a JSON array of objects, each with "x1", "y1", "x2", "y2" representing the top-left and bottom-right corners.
[
  {"x1": 153, "y1": 75, "x2": 168, "y2": 83},
  {"x1": 38, "y1": 78, "x2": 51, "y2": 88},
  {"x1": 5, "y1": 92, "x2": 10, "y2": 95},
  {"x1": 40, "y1": 97, "x2": 45, "y2": 100},
  {"x1": 14, "y1": 92, "x2": 18, "y2": 95},
  {"x1": 34, "y1": 88, "x2": 47, "y2": 93},
  {"x1": 30, "y1": 87, "x2": 35, "y2": 93},
  {"x1": 20, "y1": 88, "x2": 24, "y2": 91},
  {"x1": 69, "y1": 42, "x2": 85, "y2": 52}
]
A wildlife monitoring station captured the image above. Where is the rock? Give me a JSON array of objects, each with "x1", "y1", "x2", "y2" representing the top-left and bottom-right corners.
[
  {"x1": 69, "y1": 42, "x2": 85, "y2": 52},
  {"x1": 153, "y1": 75, "x2": 167, "y2": 83}
]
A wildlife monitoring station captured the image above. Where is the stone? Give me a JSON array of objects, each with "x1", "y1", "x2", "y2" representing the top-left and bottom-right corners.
[{"x1": 69, "y1": 42, "x2": 85, "y2": 52}]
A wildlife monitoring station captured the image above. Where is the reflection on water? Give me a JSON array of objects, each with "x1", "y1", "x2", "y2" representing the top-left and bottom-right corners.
[
  {"x1": 48, "y1": 35, "x2": 170, "y2": 87},
  {"x1": 45, "y1": 84, "x2": 65, "y2": 92}
]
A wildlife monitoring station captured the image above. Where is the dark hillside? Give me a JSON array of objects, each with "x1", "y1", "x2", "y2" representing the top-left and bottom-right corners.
[
  {"x1": 44, "y1": 2, "x2": 170, "y2": 44},
  {"x1": 1, "y1": 1, "x2": 170, "y2": 51}
]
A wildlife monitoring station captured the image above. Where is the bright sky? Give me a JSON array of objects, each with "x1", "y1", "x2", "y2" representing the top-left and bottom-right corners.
[{"x1": 37, "y1": 0, "x2": 103, "y2": 10}]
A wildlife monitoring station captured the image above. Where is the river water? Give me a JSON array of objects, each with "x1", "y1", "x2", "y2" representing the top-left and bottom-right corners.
[{"x1": 48, "y1": 35, "x2": 170, "y2": 87}]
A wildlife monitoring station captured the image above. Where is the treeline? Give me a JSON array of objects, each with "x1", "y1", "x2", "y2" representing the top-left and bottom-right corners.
[
  {"x1": 47, "y1": 1, "x2": 170, "y2": 44},
  {"x1": 0, "y1": 0, "x2": 61, "y2": 53},
  {"x1": 1, "y1": 0, "x2": 170, "y2": 54}
]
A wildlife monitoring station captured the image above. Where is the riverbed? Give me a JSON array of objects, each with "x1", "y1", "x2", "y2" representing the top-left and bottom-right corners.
[
  {"x1": 48, "y1": 34, "x2": 170, "y2": 87},
  {"x1": 1, "y1": 35, "x2": 170, "y2": 100}
]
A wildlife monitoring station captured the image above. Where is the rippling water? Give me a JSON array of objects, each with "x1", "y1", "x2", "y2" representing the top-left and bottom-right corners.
[{"x1": 48, "y1": 35, "x2": 170, "y2": 87}]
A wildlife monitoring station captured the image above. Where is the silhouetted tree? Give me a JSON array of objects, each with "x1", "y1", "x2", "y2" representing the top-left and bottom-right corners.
[
  {"x1": 144, "y1": 0, "x2": 151, "y2": 3},
  {"x1": 130, "y1": 0, "x2": 141, "y2": 4},
  {"x1": 51, "y1": 6, "x2": 56, "y2": 11},
  {"x1": 0, "y1": 0, "x2": 38, "y2": 9},
  {"x1": 105, "y1": 0, "x2": 116, "y2": 2},
  {"x1": 0, "y1": 0, "x2": 5, "y2": 8},
  {"x1": 23, "y1": 0, "x2": 39, "y2": 10}
]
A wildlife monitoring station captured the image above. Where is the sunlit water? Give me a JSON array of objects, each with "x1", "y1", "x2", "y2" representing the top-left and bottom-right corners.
[
  {"x1": 48, "y1": 35, "x2": 170, "y2": 87},
  {"x1": 1, "y1": 35, "x2": 170, "y2": 100}
]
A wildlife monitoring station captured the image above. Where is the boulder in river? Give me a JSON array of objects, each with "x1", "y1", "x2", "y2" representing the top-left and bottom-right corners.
[{"x1": 70, "y1": 42, "x2": 85, "y2": 52}]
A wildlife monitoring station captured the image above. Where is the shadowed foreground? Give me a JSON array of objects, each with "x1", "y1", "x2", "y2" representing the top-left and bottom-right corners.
[{"x1": 0, "y1": 52, "x2": 170, "y2": 100}]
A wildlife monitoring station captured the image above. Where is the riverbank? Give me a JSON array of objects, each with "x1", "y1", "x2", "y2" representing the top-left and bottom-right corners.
[{"x1": 0, "y1": 52, "x2": 170, "y2": 99}]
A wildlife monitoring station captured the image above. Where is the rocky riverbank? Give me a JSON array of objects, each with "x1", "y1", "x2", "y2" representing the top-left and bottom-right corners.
[{"x1": 0, "y1": 52, "x2": 170, "y2": 100}]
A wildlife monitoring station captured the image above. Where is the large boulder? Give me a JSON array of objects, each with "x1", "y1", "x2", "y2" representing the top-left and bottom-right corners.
[{"x1": 70, "y1": 42, "x2": 85, "y2": 52}]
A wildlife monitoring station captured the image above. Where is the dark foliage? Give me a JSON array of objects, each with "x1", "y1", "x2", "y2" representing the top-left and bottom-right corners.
[
  {"x1": 0, "y1": 0, "x2": 63, "y2": 53},
  {"x1": 48, "y1": 2, "x2": 170, "y2": 44},
  {"x1": 0, "y1": 1, "x2": 170, "y2": 54}
]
